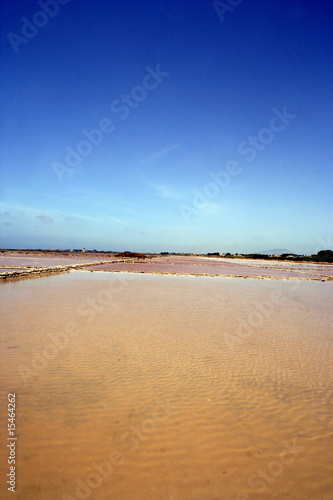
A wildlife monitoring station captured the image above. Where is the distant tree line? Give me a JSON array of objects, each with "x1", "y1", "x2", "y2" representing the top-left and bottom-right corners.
[{"x1": 214, "y1": 250, "x2": 333, "y2": 263}]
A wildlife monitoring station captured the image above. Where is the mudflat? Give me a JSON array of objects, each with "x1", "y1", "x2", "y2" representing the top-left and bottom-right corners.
[{"x1": 0, "y1": 269, "x2": 332, "y2": 499}]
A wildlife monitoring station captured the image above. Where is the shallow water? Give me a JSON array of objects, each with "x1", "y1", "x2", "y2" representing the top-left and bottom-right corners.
[{"x1": 0, "y1": 272, "x2": 332, "y2": 499}]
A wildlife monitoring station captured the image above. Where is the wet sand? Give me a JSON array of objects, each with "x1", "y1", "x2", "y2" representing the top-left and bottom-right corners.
[{"x1": 0, "y1": 271, "x2": 332, "y2": 499}]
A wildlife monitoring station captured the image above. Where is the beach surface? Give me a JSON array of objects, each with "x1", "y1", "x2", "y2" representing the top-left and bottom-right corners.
[{"x1": 0, "y1": 265, "x2": 332, "y2": 499}]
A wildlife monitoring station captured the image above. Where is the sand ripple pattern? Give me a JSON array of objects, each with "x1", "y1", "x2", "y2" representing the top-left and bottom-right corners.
[{"x1": 0, "y1": 272, "x2": 332, "y2": 499}]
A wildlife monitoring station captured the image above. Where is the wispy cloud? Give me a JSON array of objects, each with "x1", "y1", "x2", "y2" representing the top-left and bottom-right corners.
[
  {"x1": 0, "y1": 203, "x2": 90, "y2": 225},
  {"x1": 200, "y1": 202, "x2": 229, "y2": 216},
  {"x1": 36, "y1": 215, "x2": 54, "y2": 224},
  {"x1": 0, "y1": 202, "x2": 143, "y2": 232},
  {"x1": 151, "y1": 182, "x2": 187, "y2": 201},
  {"x1": 1, "y1": 187, "x2": 161, "y2": 222},
  {"x1": 140, "y1": 144, "x2": 179, "y2": 165}
]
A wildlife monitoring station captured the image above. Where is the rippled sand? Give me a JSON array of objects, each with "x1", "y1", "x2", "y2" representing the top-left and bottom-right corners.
[{"x1": 0, "y1": 272, "x2": 332, "y2": 499}]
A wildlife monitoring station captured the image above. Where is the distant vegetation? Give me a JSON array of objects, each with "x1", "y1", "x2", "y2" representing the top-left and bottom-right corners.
[
  {"x1": 1, "y1": 248, "x2": 332, "y2": 263},
  {"x1": 212, "y1": 250, "x2": 333, "y2": 263},
  {"x1": 115, "y1": 251, "x2": 146, "y2": 259},
  {"x1": 314, "y1": 249, "x2": 333, "y2": 262}
]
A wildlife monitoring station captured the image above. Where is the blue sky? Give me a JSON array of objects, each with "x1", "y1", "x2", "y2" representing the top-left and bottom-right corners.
[{"x1": 1, "y1": 0, "x2": 332, "y2": 253}]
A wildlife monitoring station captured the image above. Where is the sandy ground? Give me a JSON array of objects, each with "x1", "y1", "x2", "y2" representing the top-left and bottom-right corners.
[{"x1": 0, "y1": 271, "x2": 332, "y2": 499}]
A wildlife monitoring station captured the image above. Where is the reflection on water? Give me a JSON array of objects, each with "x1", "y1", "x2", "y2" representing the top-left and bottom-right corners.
[{"x1": 0, "y1": 272, "x2": 332, "y2": 499}]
